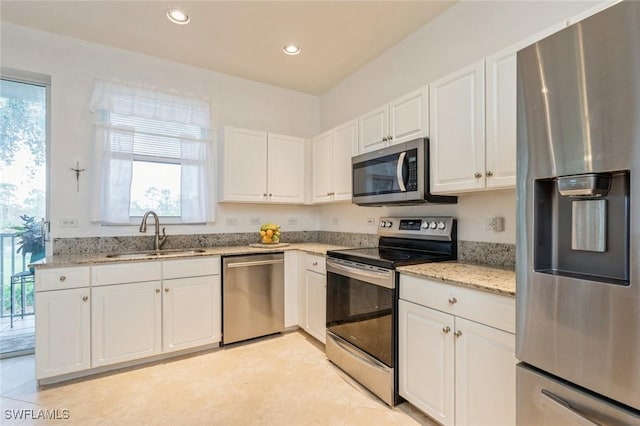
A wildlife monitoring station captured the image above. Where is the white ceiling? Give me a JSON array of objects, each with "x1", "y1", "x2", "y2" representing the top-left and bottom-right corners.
[{"x1": 0, "y1": 1, "x2": 455, "y2": 95}]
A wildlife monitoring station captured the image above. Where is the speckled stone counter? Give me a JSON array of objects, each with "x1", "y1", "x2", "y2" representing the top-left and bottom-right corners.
[
  {"x1": 397, "y1": 261, "x2": 516, "y2": 296},
  {"x1": 32, "y1": 243, "x2": 348, "y2": 269}
]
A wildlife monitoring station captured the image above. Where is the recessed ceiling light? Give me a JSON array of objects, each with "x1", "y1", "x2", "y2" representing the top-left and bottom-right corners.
[
  {"x1": 283, "y1": 44, "x2": 301, "y2": 56},
  {"x1": 167, "y1": 8, "x2": 190, "y2": 25}
]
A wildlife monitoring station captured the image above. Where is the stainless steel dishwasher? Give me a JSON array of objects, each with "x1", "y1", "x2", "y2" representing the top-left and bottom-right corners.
[{"x1": 222, "y1": 253, "x2": 284, "y2": 344}]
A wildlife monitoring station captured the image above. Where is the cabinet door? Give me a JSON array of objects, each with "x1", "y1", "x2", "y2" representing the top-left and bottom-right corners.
[
  {"x1": 221, "y1": 127, "x2": 268, "y2": 202},
  {"x1": 35, "y1": 288, "x2": 90, "y2": 379},
  {"x1": 430, "y1": 61, "x2": 486, "y2": 194},
  {"x1": 311, "y1": 131, "x2": 334, "y2": 203},
  {"x1": 267, "y1": 133, "x2": 305, "y2": 203},
  {"x1": 92, "y1": 281, "x2": 162, "y2": 367},
  {"x1": 398, "y1": 300, "x2": 455, "y2": 426},
  {"x1": 305, "y1": 269, "x2": 326, "y2": 344},
  {"x1": 332, "y1": 119, "x2": 357, "y2": 201},
  {"x1": 358, "y1": 104, "x2": 389, "y2": 153},
  {"x1": 163, "y1": 275, "x2": 221, "y2": 352},
  {"x1": 454, "y1": 317, "x2": 517, "y2": 426},
  {"x1": 390, "y1": 86, "x2": 429, "y2": 144},
  {"x1": 485, "y1": 49, "x2": 517, "y2": 190}
]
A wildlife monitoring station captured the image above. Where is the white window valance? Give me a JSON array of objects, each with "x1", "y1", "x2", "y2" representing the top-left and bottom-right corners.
[
  {"x1": 90, "y1": 78, "x2": 214, "y2": 225},
  {"x1": 89, "y1": 78, "x2": 211, "y2": 129}
]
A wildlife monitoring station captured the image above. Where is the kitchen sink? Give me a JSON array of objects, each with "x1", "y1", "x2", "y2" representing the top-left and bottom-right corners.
[{"x1": 105, "y1": 248, "x2": 207, "y2": 259}]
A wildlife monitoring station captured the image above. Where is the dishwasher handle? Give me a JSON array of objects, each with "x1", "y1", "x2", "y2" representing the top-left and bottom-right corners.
[{"x1": 226, "y1": 258, "x2": 284, "y2": 269}]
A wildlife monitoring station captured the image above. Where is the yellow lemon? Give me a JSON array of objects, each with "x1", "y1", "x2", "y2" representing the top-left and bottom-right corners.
[{"x1": 266, "y1": 229, "x2": 274, "y2": 237}]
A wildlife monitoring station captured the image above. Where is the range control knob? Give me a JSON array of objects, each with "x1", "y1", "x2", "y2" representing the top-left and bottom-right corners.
[
  {"x1": 437, "y1": 221, "x2": 446, "y2": 230},
  {"x1": 429, "y1": 221, "x2": 437, "y2": 229},
  {"x1": 386, "y1": 221, "x2": 393, "y2": 228},
  {"x1": 421, "y1": 221, "x2": 429, "y2": 229},
  {"x1": 379, "y1": 221, "x2": 386, "y2": 228}
]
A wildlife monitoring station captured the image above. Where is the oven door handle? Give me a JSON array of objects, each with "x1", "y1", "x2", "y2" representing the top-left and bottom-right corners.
[
  {"x1": 327, "y1": 332, "x2": 389, "y2": 373},
  {"x1": 326, "y1": 259, "x2": 394, "y2": 289},
  {"x1": 396, "y1": 151, "x2": 407, "y2": 192}
]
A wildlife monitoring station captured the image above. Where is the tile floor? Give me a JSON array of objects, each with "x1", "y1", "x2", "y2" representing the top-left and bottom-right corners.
[{"x1": 0, "y1": 331, "x2": 438, "y2": 425}]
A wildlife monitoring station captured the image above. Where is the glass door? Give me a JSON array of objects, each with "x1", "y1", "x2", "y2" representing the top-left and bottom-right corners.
[{"x1": 0, "y1": 75, "x2": 49, "y2": 357}]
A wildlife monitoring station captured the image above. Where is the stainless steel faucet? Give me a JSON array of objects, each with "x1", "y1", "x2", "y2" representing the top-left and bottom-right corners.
[{"x1": 139, "y1": 211, "x2": 167, "y2": 251}]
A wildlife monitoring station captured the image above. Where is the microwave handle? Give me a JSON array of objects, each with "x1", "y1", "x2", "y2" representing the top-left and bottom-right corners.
[{"x1": 396, "y1": 151, "x2": 407, "y2": 192}]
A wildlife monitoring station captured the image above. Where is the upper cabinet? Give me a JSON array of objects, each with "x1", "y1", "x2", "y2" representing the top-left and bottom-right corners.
[
  {"x1": 219, "y1": 127, "x2": 305, "y2": 204},
  {"x1": 358, "y1": 87, "x2": 428, "y2": 154},
  {"x1": 312, "y1": 119, "x2": 357, "y2": 203},
  {"x1": 430, "y1": 61, "x2": 486, "y2": 194},
  {"x1": 430, "y1": 22, "x2": 566, "y2": 194}
]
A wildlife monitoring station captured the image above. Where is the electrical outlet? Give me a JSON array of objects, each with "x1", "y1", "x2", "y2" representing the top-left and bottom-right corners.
[
  {"x1": 288, "y1": 217, "x2": 298, "y2": 226},
  {"x1": 249, "y1": 217, "x2": 260, "y2": 226},
  {"x1": 366, "y1": 217, "x2": 376, "y2": 226},
  {"x1": 59, "y1": 218, "x2": 78, "y2": 228},
  {"x1": 332, "y1": 217, "x2": 339, "y2": 225},
  {"x1": 226, "y1": 217, "x2": 238, "y2": 226},
  {"x1": 484, "y1": 217, "x2": 505, "y2": 232}
]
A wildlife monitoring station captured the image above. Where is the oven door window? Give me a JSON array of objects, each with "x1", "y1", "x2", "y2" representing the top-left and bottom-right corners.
[{"x1": 326, "y1": 271, "x2": 394, "y2": 367}]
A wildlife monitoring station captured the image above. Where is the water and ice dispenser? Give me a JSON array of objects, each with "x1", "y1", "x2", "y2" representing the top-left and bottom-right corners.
[{"x1": 533, "y1": 172, "x2": 630, "y2": 285}]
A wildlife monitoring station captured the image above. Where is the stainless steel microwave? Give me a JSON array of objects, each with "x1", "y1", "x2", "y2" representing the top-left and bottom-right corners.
[{"x1": 351, "y1": 138, "x2": 457, "y2": 206}]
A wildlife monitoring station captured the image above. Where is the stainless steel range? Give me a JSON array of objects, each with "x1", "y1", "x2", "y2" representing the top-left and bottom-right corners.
[{"x1": 326, "y1": 217, "x2": 457, "y2": 406}]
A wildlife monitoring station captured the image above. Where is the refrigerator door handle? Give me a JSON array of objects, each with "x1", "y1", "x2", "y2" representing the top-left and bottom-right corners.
[{"x1": 540, "y1": 389, "x2": 602, "y2": 426}]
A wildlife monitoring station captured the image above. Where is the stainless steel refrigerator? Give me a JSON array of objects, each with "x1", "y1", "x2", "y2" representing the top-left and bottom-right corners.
[{"x1": 516, "y1": 1, "x2": 640, "y2": 424}]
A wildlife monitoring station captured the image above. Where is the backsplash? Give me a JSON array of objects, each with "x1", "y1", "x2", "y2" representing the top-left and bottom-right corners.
[{"x1": 52, "y1": 232, "x2": 515, "y2": 268}]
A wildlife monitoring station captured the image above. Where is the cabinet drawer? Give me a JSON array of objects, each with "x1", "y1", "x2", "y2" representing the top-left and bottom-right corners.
[
  {"x1": 304, "y1": 254, "x2": 326, "y2": 274},
  {"x1": 36, "y1": 266, "x2": 90, "y2": 292},
  {"x1": 162, "y1": 256, "x2": 220, "y2": 280},
  {"x1": 400, "y1": 274, "x2": 515, "y2": 333},
  {"x1": 92, "y1": 261, "x2": 162, "y2": 286}
]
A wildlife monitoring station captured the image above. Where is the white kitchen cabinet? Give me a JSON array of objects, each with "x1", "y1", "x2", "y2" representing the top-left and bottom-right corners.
[
  {"x1": 219, "y1": 127, "x2": 305, "y2": 203},
  {"x1": 399, "y1": 274, "x2": 516, "y2": 426},
  {"x1": 358, "y1": 86, "x2": 428, "y2": 154},
  {"x1": 35, "y1": 286, "x2": 91, "y2": 379},
  {"x1": 431, "y1": 23, "x2": 567, "y2": 194},
  {"x1": 312, "y1": 119, "x2": 357, "y2": 203},
  {"x1": 284, "y1": 251, "x2": 300, "y2": 328},
  {"x1": 398, "y1": 299, "x2": 454, "y2": 425},
  {"x1": 429, "y1": 61, "x2": 486, "y2": 194},
  {"x1": 299, "y1": 253, "x2": 326, "y2": 343},
  {"x1": 92, "y1": 280, "x2": 162, "y2": 367},
  {"x1": 163, "y1": 275, "x2": 221, "y2": 352}
]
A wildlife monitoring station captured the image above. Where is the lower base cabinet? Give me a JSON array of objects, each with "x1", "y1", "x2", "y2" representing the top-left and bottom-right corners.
[
  {"x1": 35, "y1": 287, "x2": 91, "y2": 379},
  {"x1": 298, "y1": 253, "x2": 327, "y2": 344},
  {"x1": 399, "y1": 274, "x2": 516, "y2": 426},
  {"x1": 92, "y1": 281, "x2": 162, "y2": 367}
]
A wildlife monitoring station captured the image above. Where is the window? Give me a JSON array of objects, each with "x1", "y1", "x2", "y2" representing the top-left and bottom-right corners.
[{"x1": 89, "y1": 79, "x2": 212, "y2": 224}]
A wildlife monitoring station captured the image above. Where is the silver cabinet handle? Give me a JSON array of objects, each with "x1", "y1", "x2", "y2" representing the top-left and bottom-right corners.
[
  {"x1": 155, "y1": 288, "x2": 160, "y2": 293},
  {"x1": 442, "y1": 326, "x2": 451, "y2": 333},
  {"x1": 540, "y1": 389, "x2": 601, "y2": 425},
  {"x1": 474, "y1": 172, "x2": 482, "y2": 178},
  {"x1": 59, "y1": 275, "x2": 66, "y2": 282},
  {"x1": 448, "y1": 297, "x2": 457, "y2": 305},
  {"x1": 226, "y1": 259, "x2": 284, "y2": 268},
  {"x1": 454, "y1": 330, "x2": 462, "y2": 338},
  {"x1": 486, "y1": 171, "x2": 494, "y2": 177},
  {"x1": 82, "y1": 296, "x2": 88, "y2": 302},
  {"x1": 396, "y1": 151, "x2": 407, "y2": 192}
]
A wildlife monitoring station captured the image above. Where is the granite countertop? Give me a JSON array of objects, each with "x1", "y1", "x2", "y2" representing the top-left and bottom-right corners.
[
  {"x1": 32, "y1": 243, "x2": 348, "y2": 269},
  {"x1": 397, "y1": 261, "x2": 516, "y2": 296}
]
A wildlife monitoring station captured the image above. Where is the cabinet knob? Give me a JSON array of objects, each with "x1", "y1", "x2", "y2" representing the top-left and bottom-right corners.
[
  {"x1": 312, "y1": 262, "x2": 318, "y2": 266},
  {"x1": 165, "y1": 288, "x2": 170, "y2": 293},
  {"x1": 388, "y1": 135, "x2": 393, "y2": 140},
  {"x1": 269, "y1": 193, "x2": 273, "y2": 197},
  {"x1": 454, "y1": 330, "x2": 463, "y2": 338},
  {"x1": 155, "y1": 288, "x2": 160, "y2": 293},
  {"x1": 448, "y1": 297, "x2": 457, "y2": 305},
  {"x1": 486, "y1": 171, "x2": 494, "y2": 177},
  {"x1": 82, "y1": 296, "x2": 88, "y2": 302},
  {"x1": 59, "y1": 275, "x2": 66, "y2": 282},
  {"x1": 382, "y1": 137, "x2": 388, "y2": 142},
  {"x1": 442, "y1": 326, "x2": 451, "y2": 334},
  {"x1": 474, "y1": 172, "x2": 482, "y2": 179},
  {"x1": 263, "y1": 193, "x2": 268, "y2": 197}
]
